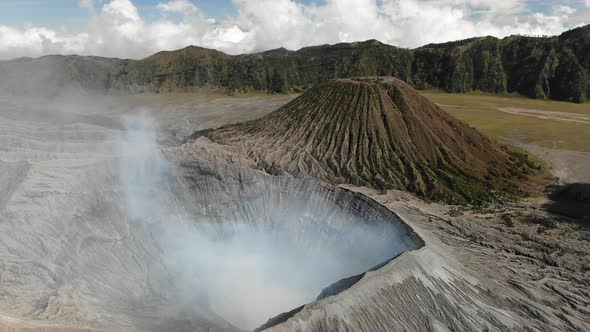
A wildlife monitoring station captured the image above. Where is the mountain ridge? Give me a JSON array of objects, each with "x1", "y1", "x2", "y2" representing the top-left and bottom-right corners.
[{"x1": 1, "y1": 24, "x2": 588, "y2": 102}]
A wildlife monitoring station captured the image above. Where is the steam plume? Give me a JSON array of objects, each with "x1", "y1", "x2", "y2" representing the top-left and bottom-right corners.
[{"x1": 117, "y1": 112, "x2": 409, "y2": 330}]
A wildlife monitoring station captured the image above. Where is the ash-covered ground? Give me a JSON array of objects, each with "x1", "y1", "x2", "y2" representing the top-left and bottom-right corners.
[
  {"x1": 0, "y1": 88, "x2": 588, "y2": 332},
  {"x1": 0, "y1": 92, "x2": 422, "y2": 331}
]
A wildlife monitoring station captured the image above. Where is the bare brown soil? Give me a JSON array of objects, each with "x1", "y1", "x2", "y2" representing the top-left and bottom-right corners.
[{"x1": 190, "y1": 77, "x2": 538, "y2": 204}]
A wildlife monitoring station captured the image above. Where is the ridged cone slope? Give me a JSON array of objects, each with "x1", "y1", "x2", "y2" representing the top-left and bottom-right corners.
[{"x1": 195, "y1": 77, "x2": 535, "y2": 203}]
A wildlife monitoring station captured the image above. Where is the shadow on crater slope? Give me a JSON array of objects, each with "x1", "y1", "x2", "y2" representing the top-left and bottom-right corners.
[
  {"x1": 543, "y1": 183, "x2": 590, "y2": 220},
  {"x1": 143, "y1": 159, "x2": 425, "y2": 330}
]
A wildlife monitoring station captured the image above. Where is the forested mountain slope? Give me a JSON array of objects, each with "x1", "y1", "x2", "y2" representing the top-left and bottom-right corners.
[{"x1": 2, "y1": 25, "x2": 588, "y2": 103}]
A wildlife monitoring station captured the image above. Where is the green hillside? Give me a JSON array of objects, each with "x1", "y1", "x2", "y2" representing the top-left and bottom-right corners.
[
  {"x1": 3, "y1": 24, "x2": 589, "y2": 103},
  {"x1": 109, "y1": 40, "x2": 414, "y2": 94}
]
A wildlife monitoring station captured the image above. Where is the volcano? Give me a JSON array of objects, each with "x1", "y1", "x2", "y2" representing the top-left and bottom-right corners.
[{"x1": 192, "y1": 77, "x2": 534, "y2": 203}]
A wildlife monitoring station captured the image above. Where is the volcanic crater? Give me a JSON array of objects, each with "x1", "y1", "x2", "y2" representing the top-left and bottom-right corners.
[
  {"x1": 0, "y1": 95, "x2": 424, "y2": 331},
  {"x1": 0, "y1": 75, "x2": 581, "y2": 332}
]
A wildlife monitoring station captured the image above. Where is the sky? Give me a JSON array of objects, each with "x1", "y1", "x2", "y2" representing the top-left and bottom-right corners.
[{"x1": 0, "y1": 0, "x2": 588, "y2": 60}]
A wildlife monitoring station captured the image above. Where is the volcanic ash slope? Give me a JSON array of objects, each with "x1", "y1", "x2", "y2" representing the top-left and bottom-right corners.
[{"x1": 189, "y1": 77, "x2": 535, "y2": 204}]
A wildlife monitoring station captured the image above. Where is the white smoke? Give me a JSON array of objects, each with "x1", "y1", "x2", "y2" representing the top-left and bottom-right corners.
[
  {"x1": 116, "y1": 112, "x2": 409, "y2": 330},
  {"x1": 118, "y1": 113, "x2": 169, "y2": 224},
  {"x1": 0, "y1": 54, "x2": 414, "y2": 330}
]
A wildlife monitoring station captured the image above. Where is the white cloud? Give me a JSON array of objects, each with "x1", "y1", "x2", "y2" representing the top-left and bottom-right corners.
[
  {"x1": 554, "y1": 5, "x2": 576, "y2": 16},
  {"x1": 157, "y1": 0, "x2": 198, "y2": 14},
  {"x1": 0, "y1": 25, "x2": 87, "y2": 59},
  {"x1": 79, "y1": 0, "x2": 94, "y2": 11},
  {"x1": 0, "y1": 0, "x2": 586, "y2": 60}
]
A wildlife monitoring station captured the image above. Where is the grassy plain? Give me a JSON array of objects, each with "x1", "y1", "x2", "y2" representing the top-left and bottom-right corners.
[
  {"x1": 121, "y1": 90, "x2": 590, "y2": 153},
  {"x1": 421, "y1": 91, "x2": 590, "y2": 153}
]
